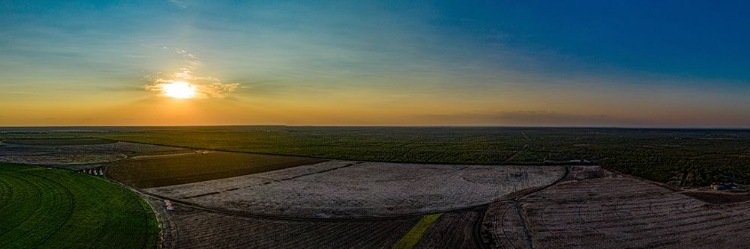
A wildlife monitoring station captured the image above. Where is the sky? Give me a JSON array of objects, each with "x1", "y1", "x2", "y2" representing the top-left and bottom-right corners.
[{"x1": 1, "y1": 0, "x2": 749, "y2": 127}]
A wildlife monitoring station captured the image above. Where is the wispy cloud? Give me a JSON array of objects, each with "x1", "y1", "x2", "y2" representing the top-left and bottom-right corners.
[
  {"x1": 167, "y1": 0, "x2": 187, "y2": 9},
  {"x1": 144, "y1": 49, "x2": 239, "y2": 98}
]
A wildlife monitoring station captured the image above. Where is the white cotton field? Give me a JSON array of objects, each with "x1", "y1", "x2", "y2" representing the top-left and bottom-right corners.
[{"x1": 146, "y1": 161, "x2": 566, "y2": 218}]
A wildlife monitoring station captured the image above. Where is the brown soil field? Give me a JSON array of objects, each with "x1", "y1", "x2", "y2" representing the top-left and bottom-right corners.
[
  {"x1": 482, "y1": 201, "x2": 532, "y2": 249},
  {"x1": 145, "y1": 198, "x2": 419, "y2": 249},
  {"x1": 486, "y1": 168, "x2": 750, "y2": 248},
  {"x1": 108, "y1": 151, "x2": 326, "y2": 188},
  {"x1": 414, "y1": 209, "x2": 484, "y2": 249},
  {"x1": 145, "y1": 161, "x2": 566, "y2": 218}
]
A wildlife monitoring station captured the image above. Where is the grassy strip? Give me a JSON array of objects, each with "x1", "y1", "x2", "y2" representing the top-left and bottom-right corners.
[
  {"x1": 0, "y1": 163, "x2": 158, "y2": 248},
  {"x1": 392, "y1": 213, "x2": 443, "y2": 249}
]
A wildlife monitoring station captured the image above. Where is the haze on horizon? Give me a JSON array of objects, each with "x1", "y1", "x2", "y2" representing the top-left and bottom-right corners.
[{"x1": 1, "y1": 1, "x2": 749, "y2": 128}]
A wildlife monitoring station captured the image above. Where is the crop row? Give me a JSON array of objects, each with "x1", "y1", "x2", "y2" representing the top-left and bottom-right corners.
[
  {"x1": 0, "y1": 163, "x2": 158, "y2": 249},
  {"x1": 496, "y1": 176, "x2": 750, "y2": 248},
  {"x1": 414, "y1": 210, "x2": 482, "y2": 249},
  {"x1": 107, "y1": 152, "x2": 325, "y2": 188},
  {"x1": 162, "y1": 204, "x2": 419, "y2": 248}
]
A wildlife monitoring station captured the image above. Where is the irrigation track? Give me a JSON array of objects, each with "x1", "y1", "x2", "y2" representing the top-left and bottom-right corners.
[
  {"x1": 470, "y1": 206, "x2": 491, "y2": 249},
  {"x1": 502, "y1": 144, "x2": 529, "y2": 164},
  {"x1": 500, "y1": 165, "x2": 571, "y2": 249}
]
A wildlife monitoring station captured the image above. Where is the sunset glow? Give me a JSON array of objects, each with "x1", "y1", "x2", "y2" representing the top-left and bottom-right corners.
[
  {"x1": 161, "y1": 82, "x2": 196, "y2": 99},
  {"x1": 1, "y1": 1, "x2": 749, "y2": 127}
]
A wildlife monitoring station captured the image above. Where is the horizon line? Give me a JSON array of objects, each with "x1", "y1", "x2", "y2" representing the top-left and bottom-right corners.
[{"x1": 1, "y1": 125, "x2": 750, "y2": 130}]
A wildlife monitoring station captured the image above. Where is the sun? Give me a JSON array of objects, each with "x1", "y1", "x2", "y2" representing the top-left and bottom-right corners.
[{"x1": 162, "y1": 81, "x2": 196, "y2": 99}]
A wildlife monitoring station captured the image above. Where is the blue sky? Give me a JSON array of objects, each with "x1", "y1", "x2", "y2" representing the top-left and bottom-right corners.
[{"x1": 1, "y1": 1, "x2": 748, "y2": 127}]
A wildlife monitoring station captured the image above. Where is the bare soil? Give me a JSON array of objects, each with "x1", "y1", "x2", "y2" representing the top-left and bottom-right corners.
[
  {"x1": 486, "y1": 168, "x2": 750, "y2": 248},
  {"x1": 0, "y1": 141, "x2": 186, "y2": 165},
  {"x1": 146, "y1": 161, "x2": 566, "y2": 218},
  {"x1": 147, "y1": 200, "x2": 419, "y2": 249},
  {"x1": 414, "y1": 209, "x2": 483, "y2": 249}
]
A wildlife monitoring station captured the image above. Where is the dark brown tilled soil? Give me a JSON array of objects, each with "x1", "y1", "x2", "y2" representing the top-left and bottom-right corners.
[
  {"x1": 414, "y1": 210, "x2": 484, "y2": 249},
  {"x1": 157, "y1": 202, "x2": 420, "y2": 249},
  {"x1": 490, "y1": 171, "x2": 750, "y2": 249},
  {"x1": 681, "y1": 191, "x2": 750, "y2": 204}
]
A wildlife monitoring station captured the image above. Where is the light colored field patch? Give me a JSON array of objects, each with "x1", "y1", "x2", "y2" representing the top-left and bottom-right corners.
[
  {"x1": 486, "y1": 170, "x2": 750, "y2": 248},
  {"x1": 0, "y1": 141, "x2": 187, "y2": 165},
  {"x1": 0, "y1": 153, "x2": 127, "y2": 165},
  {"x1": 146, "y1": 161, "x2": 566, "y2": 218}
]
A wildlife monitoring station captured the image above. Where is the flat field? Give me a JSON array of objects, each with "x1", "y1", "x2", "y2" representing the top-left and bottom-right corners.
[
  {"x1": 107, "y1": 151, "x2": 325, "y2": 188},
  {"x1": 0, "y1": 163, "x2": 158, "y2": 249},
  {"x1": 0, "y1": 140, "x2": 187, "y2": 166},
  {"x1": 145, "y1": 161, "x2": 565, "y2": 218},
  {"x1": 147, "y1": 198, "x2": 420, "y2": 249},
  {"x1": 484, "y1": 168, "x2": 750, "y2": 248},
  {"x1": 4, "y1": 126, "x2": 748, "y2": 185},
  {"x1": 3, "y1": 128, "x2": 750, "y2": 248},
  {"x1": 2, "y1": 138, "x2": 116, "y2": 146}
]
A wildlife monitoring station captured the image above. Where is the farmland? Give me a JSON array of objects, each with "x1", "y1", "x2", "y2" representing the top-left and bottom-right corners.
[
  {"x1": 2, "y1": 127, "x2": 750, "y2": 248},
  {"x1": 144, "y1": 161, "x2": 565, "y2": 218},
  {"x1": 0, "y1": 163, "x2": 158, "y2": 249},
  {"x1": 146, "y1": 198, "x2": 420, "y2": 249},
  {"x1": 0, "y1": 140, "x2": 187, "y2": 167},
  {"x1": 485, "y1": 167, "x2": 750, "y2": 248},
  {"x1": 107, "y1": 151, "x2": 325, "y2": 188},
  {"x1": 4, "y1": 126, "x2": 749, "y2": 186}
]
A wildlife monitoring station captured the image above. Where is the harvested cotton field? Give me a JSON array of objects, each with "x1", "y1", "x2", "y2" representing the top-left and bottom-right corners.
[
  {"x1": 486, "y1": 168, "x2": 750, "y2": 249},
  {"x1": 146, "y1": 161, "x2": 566, "y2": 218}
]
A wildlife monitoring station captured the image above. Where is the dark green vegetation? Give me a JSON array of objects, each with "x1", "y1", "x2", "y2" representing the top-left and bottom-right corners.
[
  {"x1": 0, "y1": 163, "x2": 158, "y2": 249},
  {"x1": 107, "y1": 152, "x2": 325, "y2": 188},
  {"x1": 3, "y1": 126, "x2": 750, "y2": 185}
]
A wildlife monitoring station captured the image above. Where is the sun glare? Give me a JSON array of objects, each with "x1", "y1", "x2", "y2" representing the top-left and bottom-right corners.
[{"x1": 162, "y1": 81, "x2": 196, "y2": 99}]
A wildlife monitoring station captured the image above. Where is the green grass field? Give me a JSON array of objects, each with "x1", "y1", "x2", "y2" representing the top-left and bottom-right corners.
[{"x1": 0, "y1": 163, "x2": 158, "y2": 249}]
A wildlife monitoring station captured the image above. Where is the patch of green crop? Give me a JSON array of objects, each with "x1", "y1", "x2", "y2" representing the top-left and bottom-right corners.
[
  {"x1": 392, "y1": 213, "x2": 443, "y2": 249},
  {"x1": 0, "y1": 163, "x2": 158, "y2": 249}
]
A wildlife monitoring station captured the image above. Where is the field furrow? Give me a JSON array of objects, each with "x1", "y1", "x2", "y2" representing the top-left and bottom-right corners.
[
  {"x1": 0, "y1": 163, "x2": 158, "y2": 249},
  {"x1": 492, "y1": 172, "x2": 750, "y2": 249}
]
